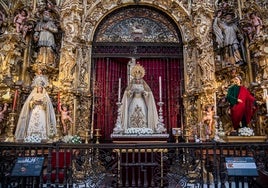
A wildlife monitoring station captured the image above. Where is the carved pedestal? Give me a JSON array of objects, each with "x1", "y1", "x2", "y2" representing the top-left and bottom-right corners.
[
  {"x1": 224, "y1": 136, "x2": 268, "y2": 143},
  {"x1": 111, "y1": 134, "x2": 169, "y2": 144}
]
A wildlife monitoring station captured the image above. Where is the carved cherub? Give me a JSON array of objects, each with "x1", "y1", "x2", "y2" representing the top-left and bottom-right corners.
[
  {"x1": 250, "y1": 12, "x2": 263, "y2": 38},
  {"x1": 59, "y1": 103, "x2": 73, "y2": 135},
  {"x1": 202, "y1": 105, "x2": 214, "y2": 135},
  {"x1": 0, "y1": 103, "x2": 8, "y2": 122},
  {"x1": 0, "y1": 103, "x2": 8, "y2": 134},
  {"x1": 14, "y1": 9, "x2": 28, "y2": 33}
]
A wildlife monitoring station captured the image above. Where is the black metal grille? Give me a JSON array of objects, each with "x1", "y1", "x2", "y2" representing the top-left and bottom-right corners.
[{"x1": 0, "y1": 142, "x2": 267, "y2": 187}]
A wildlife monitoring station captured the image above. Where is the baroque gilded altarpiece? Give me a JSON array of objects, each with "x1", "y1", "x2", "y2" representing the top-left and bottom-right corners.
[{"x1": 0, "y1": 0, "x2": 267, "y2": 141}]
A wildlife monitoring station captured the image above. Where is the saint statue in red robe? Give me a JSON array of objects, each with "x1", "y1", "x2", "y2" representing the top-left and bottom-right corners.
[{"x1": 226, "y1": 76, "x2": 256, "y2": 130}]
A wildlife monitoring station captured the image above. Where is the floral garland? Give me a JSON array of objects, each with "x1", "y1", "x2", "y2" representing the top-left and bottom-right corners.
[
  {"x1": 125, "y1": 127, "x2": 153, "y2": 135},
  {"x1": 62, "y1": 135, "x2": 82, "y2": 144},
  {"x1": 238, "y1": 127, "x2": 254, "y2": 136}
]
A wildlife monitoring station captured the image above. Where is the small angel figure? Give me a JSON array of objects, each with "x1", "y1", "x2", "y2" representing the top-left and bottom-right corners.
[
  {"x1": 250, "y1": 12, "x2": 263, "y2": 38},
  {"x1": 59, "y1": 103, "x2": 73, "y2": 135},
  {"x1": 202, "y1": 105, "x2": 214, "y2": 135},
  {"x1": 14, "y1": 9, "x2": 28, "y2": 33},
  {"x1": 0, "y1": 103, "x2": 8, "y2": 123}
]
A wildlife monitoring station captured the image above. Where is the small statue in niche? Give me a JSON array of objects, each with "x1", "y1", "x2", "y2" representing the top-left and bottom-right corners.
[
  {"x1": 31, "y1": 68, "x2": 48, "y2": 88},
  {"x1": 1, "y1": 43, "x2": 22, "y2": 78},
  {"x1": 33, "y1": 9, "x2": 58, "y2": 67},
  {"x1": 213, "y1": 11, "x2": 246, "y2": 66},
  {"x1": 59, "y1": 47, "x2": 76, "y2": 85},
  {"x1": 59, "y1": 103, "x2": 73, "y2": 135}
]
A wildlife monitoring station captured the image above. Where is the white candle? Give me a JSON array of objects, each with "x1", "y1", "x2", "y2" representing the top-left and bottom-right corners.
[
  {"x1": 214, "y1": 92, "x2": 217, "y2": 116},
  {"x1": 118, "y1": 78, "x2": 121, "y2": 102},
  {"x1": 159, "y1": 76, "x2": 162, "y2": 102},
  {"x1": 199, "y1": 123, "x2": 202, "y2": 141},
  {"x1": 264, "y1": 89, "x2": 268, "y2": 114}
]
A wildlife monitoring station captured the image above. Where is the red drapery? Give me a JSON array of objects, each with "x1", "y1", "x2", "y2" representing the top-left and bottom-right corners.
[{"x1": 93, "y1": 57, "x2": 183, "y2": 141}]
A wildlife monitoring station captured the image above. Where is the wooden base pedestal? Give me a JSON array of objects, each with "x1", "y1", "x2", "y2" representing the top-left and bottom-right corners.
[
  {"x1": 111, "y1": 134, "x2": 169, "y2": 144},
  {"x1": 223, "y1": 136, "x2": 267, "y2": 143}
]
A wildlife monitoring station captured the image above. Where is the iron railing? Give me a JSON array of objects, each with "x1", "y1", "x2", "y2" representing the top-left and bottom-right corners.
[{"x1": 0, "y1": 142, "x2": 268, "y2": 188}]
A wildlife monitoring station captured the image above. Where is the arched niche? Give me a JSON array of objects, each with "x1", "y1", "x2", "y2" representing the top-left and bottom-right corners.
[
  {"x1": 90, "y1": 5, "x2": 185, "y2": 141},
  {"x1": 94, "y1": 5, "x2": 181, "y2": 43}
]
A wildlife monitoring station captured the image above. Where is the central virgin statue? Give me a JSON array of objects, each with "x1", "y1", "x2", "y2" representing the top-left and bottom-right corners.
[{"x1": 121, "y1": 63, "x2": 159, "y2": 133}]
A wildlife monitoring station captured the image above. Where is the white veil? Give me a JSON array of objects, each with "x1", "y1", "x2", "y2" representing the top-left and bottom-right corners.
[
  {"x1": 121, "y1": 78, "x2": 159, "y2": 132},
  {"x1": 15, "y1": 87, "x2": 57, "y2": 141}
]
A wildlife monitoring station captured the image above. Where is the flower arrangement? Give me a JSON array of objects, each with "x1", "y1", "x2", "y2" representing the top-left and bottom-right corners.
[
  {"x1": 238, "y1": 127, "x2": 254, "y2": 136},
  {"x1": 62, "y1": 135, "x2": 82, "y2": 144},
  {"x1": 125, "y1": 127, "x2": 153, "y2": 135},
  {"x1": 24, "y1": 133, "x2": 42, "y2": 143}
]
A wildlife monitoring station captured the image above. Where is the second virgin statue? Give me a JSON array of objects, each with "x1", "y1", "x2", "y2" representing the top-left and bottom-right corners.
[{"x1": 121, "y1": 64, "x2": 159, "y2": 133}]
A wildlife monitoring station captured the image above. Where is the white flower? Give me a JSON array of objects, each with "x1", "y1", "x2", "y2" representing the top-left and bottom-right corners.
[
  {"x1": 62, "y1": 135, "x2": 82, "y2": 144},
  {"x1": 238, "y1": 127, "x2": 254, "y2": 136},
  {"x1": 71, "y1": 135, "x2": 82, "y2": 144},
  {"x1": 24, "y1": 134, "x2": 42, "y2": 143},
  {"x1": 125, "y1": 127, "x2": 153, "y2": 135}
]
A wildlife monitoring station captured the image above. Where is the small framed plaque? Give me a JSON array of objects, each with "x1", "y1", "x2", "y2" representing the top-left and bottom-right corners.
[
  {"x1": 11, "y1": 157, "x2": 45, "y2": 177},
  {"x1": 225, "y1": 157, "x2": 258, "y2": 177}
]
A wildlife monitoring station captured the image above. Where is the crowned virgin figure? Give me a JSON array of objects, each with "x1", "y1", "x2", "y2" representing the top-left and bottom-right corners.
[
  {"x1": 15, "y1": 73, "x2": 56, "y2": 142},
  {"x1": 121, "y1": 64, "x2": 159, "y2": 133}
]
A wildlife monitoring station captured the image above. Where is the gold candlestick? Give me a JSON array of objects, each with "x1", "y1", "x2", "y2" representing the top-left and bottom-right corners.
[
  {"x1": 47, "y1": 124, "x2": 56, "y2": 143},
  {"x1": 184, "y1": 127, "x2": 190, "y2": 143},
  {"x1": 95, "y1": 129, "x2": 101, "y2": 144},
  {"x1": 85, "y1": 129, "x2": 90, "y2": 144},
  {"x1": 172, "y1": 128, "x2": 181, "y2": 159},
  {"x1": 174, "y1": 134, "x2": 179, "y2": 144},
  {"x1": 5, "y1": 112, "x2": 16, "y2": 142},
  {"x1": 54, "y1": 114, "x2": 62, "y2": 141}
]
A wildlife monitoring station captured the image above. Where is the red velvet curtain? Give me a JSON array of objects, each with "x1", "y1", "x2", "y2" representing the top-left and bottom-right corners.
[{"x1": 93, "y1": 57, "x2": 183, "y2": 141}]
